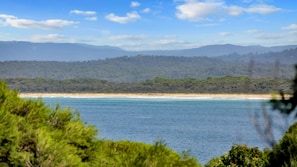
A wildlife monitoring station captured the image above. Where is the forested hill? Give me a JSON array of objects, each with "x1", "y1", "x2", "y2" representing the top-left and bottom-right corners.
[{"x1": 0, "y1": 55, "x2": 295, "y2": 82}]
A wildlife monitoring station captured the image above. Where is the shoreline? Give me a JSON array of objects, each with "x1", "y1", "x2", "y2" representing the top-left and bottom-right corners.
[{"x1": 19, "y1": 93, "x2": 273, "y2": 99}]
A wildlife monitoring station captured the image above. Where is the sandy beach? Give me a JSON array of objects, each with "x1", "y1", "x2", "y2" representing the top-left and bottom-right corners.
[{"x1": 19, "y1": 93, "x2": 273, "y2": 99}]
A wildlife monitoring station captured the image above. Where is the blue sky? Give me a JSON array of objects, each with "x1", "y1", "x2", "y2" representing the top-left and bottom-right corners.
[{"x1": 0, "y1": 0, "x2": 296, "y2": 50}]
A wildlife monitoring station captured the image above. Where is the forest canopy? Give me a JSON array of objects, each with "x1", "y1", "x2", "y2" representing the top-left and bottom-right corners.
[
  {"x1": 0, "y1": 55, "x2": 295, "y2": 82},
  {"x1": 4, "y1": 76, "x2": 291, "y2": 94}
]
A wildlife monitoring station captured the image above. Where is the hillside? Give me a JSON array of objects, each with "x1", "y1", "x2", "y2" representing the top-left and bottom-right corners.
[
  {"x1": 0, "y1": 56, "x2": 295, "y2": 82},
  {"x1": 0, "y1": 41, "x2": 296, "y2": 61}
]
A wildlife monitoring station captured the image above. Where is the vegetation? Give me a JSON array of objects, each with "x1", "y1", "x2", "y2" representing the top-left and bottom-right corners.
[
  {"x1": 5, "y1": 76, "x2": 291, "y2": 94},
  {"x1": 0, "y1": 55, "x2": 295, "y2": 82},
  {"x1": 267, "y1": 122, "x2": 297, "y2": 167},
  {"x1": 205, "y1": 145, "x2": 269, "y2": 167},
  {"x1": 0, "y1": 81, "x2": 201, "y2": 166}
]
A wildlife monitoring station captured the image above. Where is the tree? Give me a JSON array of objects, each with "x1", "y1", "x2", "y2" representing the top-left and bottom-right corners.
[{"x1": 205, "y1": 145, "x2": 269, "y2": 167}]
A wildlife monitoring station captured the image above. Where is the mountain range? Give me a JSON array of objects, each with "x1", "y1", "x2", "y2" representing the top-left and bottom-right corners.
[{"x1": 1, "y1": 41, "x2": 296, "y2": 61}]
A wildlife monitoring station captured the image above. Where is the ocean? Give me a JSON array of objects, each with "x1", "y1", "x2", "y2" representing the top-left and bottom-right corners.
[{"x1": 40, "y1": 97, "x2": 275, "y2": 164}]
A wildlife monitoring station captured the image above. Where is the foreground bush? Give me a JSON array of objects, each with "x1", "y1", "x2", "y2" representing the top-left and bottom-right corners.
[
  {"x1": 267, "y1": 122, "x2": 297, "y2": 167},
  {"x1": 206, "y1": 122, "x2": 297, "y2": 167},
  {"x1": 205, "y1": 144, "x2": 269, "y2": 167},
  {"x1": 0, "y1": 81, "x2": 201, "y2": 166}
]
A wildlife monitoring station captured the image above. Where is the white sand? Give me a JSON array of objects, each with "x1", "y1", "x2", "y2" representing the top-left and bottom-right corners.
[{"x1": 19, "y1": 93, "x2": 273, "y2": 99}]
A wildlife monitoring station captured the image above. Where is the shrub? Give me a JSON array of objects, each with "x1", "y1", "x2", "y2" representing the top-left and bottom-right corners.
[
  {"x1": 206, "y1": 144, "x2": 269, "y2": 167},
  {"x1": 267, "y1": 122, "x2": 297, "y2": 167}
]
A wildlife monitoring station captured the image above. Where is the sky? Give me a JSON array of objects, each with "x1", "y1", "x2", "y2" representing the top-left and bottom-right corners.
[{"x1": 0, "y1": 0, "x2": 296, "y2": 50}]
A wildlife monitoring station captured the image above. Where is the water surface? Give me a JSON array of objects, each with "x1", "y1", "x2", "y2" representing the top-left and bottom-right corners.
[{"x1": 41, "y1": 97, "x2": 271, "y2": 164}]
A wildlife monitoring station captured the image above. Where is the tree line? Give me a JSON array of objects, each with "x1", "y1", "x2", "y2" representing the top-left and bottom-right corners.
[
  {"x1": 0, "y1": 55, "x2": 295, "y2": 82},
  {"x1": 4, "y1": 76, "x2": 291, "y2": 94}
]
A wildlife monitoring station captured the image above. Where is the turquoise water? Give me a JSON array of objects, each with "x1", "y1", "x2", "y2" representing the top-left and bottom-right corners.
[{"x1": 41, "y1": 97, "x2": 271, "y2": 164}]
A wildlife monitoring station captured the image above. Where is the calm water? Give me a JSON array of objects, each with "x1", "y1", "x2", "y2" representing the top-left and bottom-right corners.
[{"x1": 40, "y1": 97, "x2": 271, "y2": 164}]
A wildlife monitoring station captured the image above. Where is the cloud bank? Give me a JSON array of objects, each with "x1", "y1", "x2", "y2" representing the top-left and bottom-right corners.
[
  {"x1": 175, "y1": 0, "x2": 282, "y2": 22},
  {"x1": 0, "y1": 14, "x2": 78, "y2": 30},
  {"x1": 70, "y1": 10, "x2": 97, "y2": 21}
]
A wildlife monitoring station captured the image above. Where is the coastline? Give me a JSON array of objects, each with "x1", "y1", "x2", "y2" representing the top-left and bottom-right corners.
[{"x1": 19, "y1": 93, "x2": 273, "y2": 99}]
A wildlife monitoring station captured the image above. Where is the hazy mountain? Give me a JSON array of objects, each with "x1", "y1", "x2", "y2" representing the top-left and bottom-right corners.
[
  {"x1": 0, "y1": 41, "x2": 128, "y2": 61},
  {"x1": 0, "y1": 41, "x2": 296, "y2": 61},
  {"x1": 218, "y1": 47, "x2": 297, "y2": 64},
  {"x1": 178, "y1": 44, "x2": 297, "y2": 57}
]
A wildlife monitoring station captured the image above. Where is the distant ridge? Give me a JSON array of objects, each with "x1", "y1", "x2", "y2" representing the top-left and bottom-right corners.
[
  {"x1": 0, "y1": 41, "x2": 127, "y2": 61},
  {"x1": 0, "y1": 41, "x2": 296, "y2": 61}
]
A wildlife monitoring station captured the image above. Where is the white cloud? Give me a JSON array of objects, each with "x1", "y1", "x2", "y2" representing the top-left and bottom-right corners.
[
  {"x1": 195, "y1": 23, "x2": 220, "y2": 27},
  {"x1": 0, "y1": 14, "x2": 17, "y2": 20},
  {"x1": 0, "y1": 14, "x2": 78, "y2": 30},
  {"x1": 131, "y1": 1, "x2": 140, "y2": 7},
  {"x1": 152, "y1": 39, "x2": 185, "y2": 45},
  {"x1": 255, "y1": 33, "x2": 284, "y2": 39},
  {"x1": 149, "y1": 39, "x2": 200, "y2": 50},
  {"x1": 288, "y1": 30, "x2": 297, "y2": 35},
  {"x1": 70, "y1": 10, "x2": 97, "y2": 21},
  {"x1": 109, "y1": 34, "x2": 147, "y2": 41},
  {"x1": 245, "y1": 4, "x2": 282, "y2": 14},
  {"x1": 153, "y1": 39, "x2": 174, "y2": 45},
  {"x1": 175, "y1": 0, "x2": 282, "y2": 22},
  {"x1": 176, "y1": 1, "x2": 223, "y2": 22},
  {"x1": 86, "y1": 17, "x2": 97, "y2": 21},
  {"x1": 142, "y1": 8, "x2": 151, "y2": 13},
  {"x1": 105, "y1": 11, "x2": 141, "y2": 24},
  {"x1": 70, "y1": 10, "x2": 96, "y2": 16},
  {"x1": 282, "y1": 24, "x2": 297, "y2": 30},
  {"x1": 245, "y1": 29, "x2": 261, "y2": 34},
  {"x1": 0, "y1": 14, "x2": 15, "y2": 26},
  {"x1": 30, "y1": 34, "x2": 66, "y2": 42},
  {"x1": 226, "y1": 6, "x2": 244, "y2": 16},
  {"x1": 219, "y1": 32, "x2": 232, "y2": 37}
]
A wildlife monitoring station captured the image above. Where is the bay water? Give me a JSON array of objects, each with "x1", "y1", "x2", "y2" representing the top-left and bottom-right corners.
[{"x1": 40, "y1": 97, "x2": 273, "y2": 164}]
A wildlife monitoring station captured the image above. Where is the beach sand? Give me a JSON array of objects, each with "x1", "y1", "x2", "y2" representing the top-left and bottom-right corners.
[{"x1": 19, "y1": 93, "x2": 273, "y2": 99}]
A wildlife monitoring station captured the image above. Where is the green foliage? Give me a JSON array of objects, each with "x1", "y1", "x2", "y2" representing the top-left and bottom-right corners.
[
  {"x1": 0, "y1": 56, "x2": 294, "y2": 82},
  {"x1": 5, "y1": 76, "x2": 291, "y2": 94},
  {"x1": 206, "y1": 145, "x2": 269, "y2": 167},
  {"x1": 0, "y1": 80, "x2": 201, "y2": 166},
  {"x1": 267, "y1": 122, "x2": 297, "y2": 167},
  {"x1": 205, "y1": 157, "x2": 224, "y2": 167},
  {"x1": 96, "y1": 140, "x2": 201, "y2": 167}
]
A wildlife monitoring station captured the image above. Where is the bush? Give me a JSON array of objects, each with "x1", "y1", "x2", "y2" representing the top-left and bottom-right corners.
[
  {"x1": 206, "y1": 144, "x2": 269, "y2": 167},
  {"x1": 267, "y1": 122, "x2": 297, "y2": 167}
]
